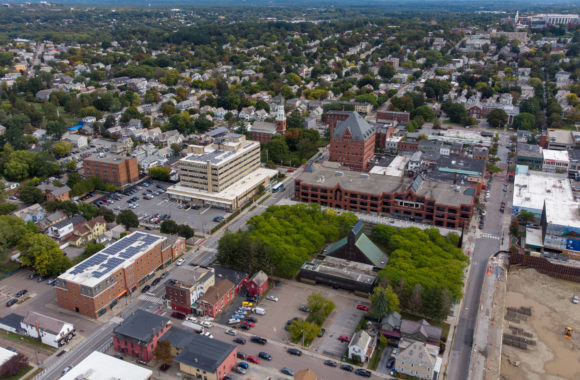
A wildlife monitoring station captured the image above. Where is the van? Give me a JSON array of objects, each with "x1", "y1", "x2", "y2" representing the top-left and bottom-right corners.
[
  {"x1": 252, "y1": 307, "x2": 266, "y2": 315},
  {"x1": 573, "y1": 295, "x2": 578, "y2": 304}
]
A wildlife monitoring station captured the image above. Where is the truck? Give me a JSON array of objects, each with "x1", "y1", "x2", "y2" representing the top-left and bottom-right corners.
[
  {"x1": 252, "y1": 307, "x2": 266, "y2": 315},
  {"x1": 182, "y1": 321, "x2": 204, "y2": 334}
]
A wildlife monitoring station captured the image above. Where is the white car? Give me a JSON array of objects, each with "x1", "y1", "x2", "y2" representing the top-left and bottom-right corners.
[
  {"x1": 203, "y1": 332, "x2": 214, "y2": 339},
  {"x1": 225, "y1": 328, "x2": 237, "y2": 335},
  {"x1": 176, "y1": 258, "x2": 185, "y2": 266},
  {"x1": 201, "y1": 321, "x2": 212, "y2": 328},
  {"x1": 266, "y1": 295, "x2": 279, "y2": 302},
  {"x1": 186, "y1": 316, "x2": 197, "y2": 323}
]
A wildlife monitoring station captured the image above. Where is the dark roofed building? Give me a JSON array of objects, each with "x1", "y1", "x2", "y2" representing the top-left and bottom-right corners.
[
  {"x1": 329, "y1": 112, "x2": 376, "y2": 171},
  {"x1": 173, "y1": 332, "x2": 237, "y2": 380},
  {"x1": 0, "y1": 313, "x2": 24, "y2": 334},
  {"x1": 113, "y1": 310, "x2": 172, "y2": 362},
  {"x1": 198, "y1": 279, "x2": 235, "y2": 317},
  {"x1": 517, "y1": 143, "x2": 543, "y2": 170},
  {"x1": 323, "y1": 221, "x2": 388, "y2": 269},
  {"x1": 380, "y1": 311, "x2": 402, "y2": 339},
  {"x1": 210, "y1": 265, "x2": 249, "y2": 295},
  {"x1": 298, "y1": 256, "x2": 377, "y2": 293},
  {"x1": 400, "y1": 319, "x2": 442, "y2": 346}
]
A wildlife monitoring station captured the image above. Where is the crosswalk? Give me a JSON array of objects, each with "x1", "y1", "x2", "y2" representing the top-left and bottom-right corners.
[
  {"x1": 480, "y1": 233, "x2": 500, "y2": 240},
  {"x1": 138, "y1": 294, "x2": 164, "y2": 304}
]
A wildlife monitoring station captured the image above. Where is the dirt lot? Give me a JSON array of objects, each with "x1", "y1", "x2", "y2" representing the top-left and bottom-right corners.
[{"x1": 501, "y1": 268, "x2": 580, "y2": 380}]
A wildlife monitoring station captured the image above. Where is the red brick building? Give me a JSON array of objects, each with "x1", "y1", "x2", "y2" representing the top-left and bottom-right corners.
[
  {"x1": 294, "y1": 165, "x2": 476, "y2": 229},
  {"x1": 113, "y1": 309, "x2": 172, "y2": 362},
  {"x1": 326, "y1": 110, "x2": 351, "y2": 136},
  {"x1": 198, "y1": 279, "x2": 235, "y2": 318},
  {"x1": 397, "y1": 140, "x2": 420, "y2": 152},
  {"x1": 38, "y1": 183, "x2": 71, "y2": 202},
  {"x1": 165, "y1": 266, "x2": 215, "y2": 315},
  {"x1": 55, "y1": 232, "x2": 185, "y2": 319},
  {"x1": 83, "y1": 154, "x2": 139, "y2": 186},
  {"x1": 246, "y1": 270, "x2": 268, "y2": 297},
  {"x1": 329, "y1": 112, "x2": 376, "y2": 172},
  {"x1": 376, "y1": 111, "x2": 410, "y2": 123}
]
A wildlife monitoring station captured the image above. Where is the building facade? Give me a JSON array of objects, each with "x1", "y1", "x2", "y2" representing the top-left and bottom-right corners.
[
  {"x1": 376, "y1": 110, "x2": 410, "y2": 123},
  {"x1": 56, "y1": 232, "x2": 185, "y2": 319},
  {"x1": 246, "y1": 270, "x2": 268, "y2": 297},
  {"x1": 83, "y1": 154, "x2": 139, "y2": 186},
  {"x1": 113, "y1": 310, "x2": 172, "y2": 362},
  {"x1": 329, "y1": 112, "x2": 376, "y2": 172},
  {"x1": 165, "y1": 266, "x2": 215, "y2": 314},
  {"x1": 198, "y1": 279, "x2": 235, "y2": 318}
]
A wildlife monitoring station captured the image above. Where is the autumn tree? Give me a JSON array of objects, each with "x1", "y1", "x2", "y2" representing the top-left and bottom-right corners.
[{"x1": 153, "y1": 340, "x2": 174, "y2": 365}]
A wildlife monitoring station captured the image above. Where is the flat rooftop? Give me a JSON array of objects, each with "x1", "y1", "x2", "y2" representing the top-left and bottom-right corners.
[
  {"x1": 543, "y1": 149, "x2": 569, "y2": 162},
  {"x1": 297, "y1": 164, "x2": 475, "y2": 207},
  {"x1": 369, "y1": 155, "x2": 409, "y2": 177},
  {"x1": 547, "y1": 129, "x2": 573, "y2": 145},
  {"x1": 301, "y1": 257, "x2": 376, "y2": 284},
  {"x1": 513, "y1": 170, "x2": 574, "y2": 211},
  {"x1": 59, "y1": 231, "x2": 165, "y2": 287},
  {"x1": 181, "y1": 140, "x2": 258, "y2": 166},
  {"x1": 84, "y1": 154, "x2": 133, "y2": 164},
  {"x1": 545, "y1": 200, "x2": 580, "y2": 229},
  {"x1": 428, "y1": 129, "x2": 492, "y2": 147},
  {"x1": 167, "y1": 167, "x2": 277, "y2": 205},
  {"x1": 60, "y1": 351, "x2": 152, "y2": 380}
]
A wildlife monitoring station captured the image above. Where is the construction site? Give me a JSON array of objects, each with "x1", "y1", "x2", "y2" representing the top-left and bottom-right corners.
[{"x1": 501, "y1": 268, "x2": 580, "y2": 380}]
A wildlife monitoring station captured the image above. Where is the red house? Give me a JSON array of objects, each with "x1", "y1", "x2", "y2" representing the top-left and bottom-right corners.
[
  {"x1": 113, "y1": 310, "x2": 172, "y2": 362},
  {"x1": 198, "y1": 279, "x2": 235, "y2": 318},
  {"x1": 246, "y1": 270, "x2": 269, "y2": 297}
]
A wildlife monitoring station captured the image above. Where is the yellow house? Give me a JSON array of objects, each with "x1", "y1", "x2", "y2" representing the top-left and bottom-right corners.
[
  {"x1": 13, "y1": 64, "x2": 27, "y2": 72},
  {"x1": 69, "y1": 216, "x2": 107, "y2": 247}
]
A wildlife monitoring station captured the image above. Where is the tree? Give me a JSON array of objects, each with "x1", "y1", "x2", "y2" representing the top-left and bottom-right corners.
[
  {"x1": 288, "y1": 319, "x2": 321, "y2": 347},
  {"x1": 18, "y1": 233, "x2": 71, "y2": 276},
  {"x1": 153, "y1": 340, "x2": 174, "y2": 365},
  {"x1": 46, "y1": 120, "x2": 67, "y2": 139},
  {"x1": 408, "y1": 284, "x2": 423, "y2": 315},
  {"x1": 149, "y1": 167, "x2": 171, "y2": 181},
  {"x1": 160, "y1": 220, "x2": 179, "y2": 234},
  {"x1": 98, "y1": 207, "x2": 116, "y2": 223},
  {"x1": 487, "y1": 109, "x2": 508, "y2": 129},
  {"x1": 19, "y1": 185, "x2": 43, "y2": 204},
  {"x1": 513, "y1": 113, "x2": 536, "y2": 131},
  {"x1": 266, "y1": 136, "x2": 290, "y2": 164},
  {"x1": 170, "y1": 143, "x2": 182, "y2": 156},
  {"x1": 411, "y1": 105, "x2": 435, "y2": 122},
  {"x1": 287, "y1": 111, "x2": 305, "y2": 129},
  {"x1": 0, "y1": 203, "x2": 18, "y2": 215},
  {"x1": 519, "y1": 98, "x2": 540, "y2": 115},
  {"x1": 379, "y1": 64, "x2": 395, "y2": 80},
  {"x1": 53, "y1": 141, "x2": 72, "y2": 157},
  {"x1": 444, "y1": 103, "x2": 466, "y2": 123},
  {"x1": 517, "y1": 210, "x2": 536, "y2": 225},
  {"x1": 371, "y1": 285, "x2": 400, "y2": 320},
  {"x1": 177, "y1": 224, "x2": 194, "y2": 239},
  {"x1": 83, "y1": 241, "x2": 105, "y2": 258},
  {"x1": 0, "y1": 353, "x2": 28, "y2": 377},
  {"x1": 306, "y1": 293, "x2": 335, "y2": 326},
  {"x1": 116, "y1": 210, "x2": 139, "y2": 229},
  {"x1": 0, "y1": 215, "x2": 29, "y2": 251}
]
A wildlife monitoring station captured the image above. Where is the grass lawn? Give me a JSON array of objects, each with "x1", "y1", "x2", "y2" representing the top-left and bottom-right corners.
[
  {"x1": 0, "y1": 330, "x2": 57, "y2": 353},
  {"x1": 368, "y1": 346, "x2": 382, "y2": 370},
  {"x1": 3, "y1": 365, "x2": 34, "y2": 380},
  {"x1": 442, "y1": 119, "x2": 462, "y2": 126}
]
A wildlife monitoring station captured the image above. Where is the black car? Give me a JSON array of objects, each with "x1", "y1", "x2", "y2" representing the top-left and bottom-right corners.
[
  {"x1": 236, "y1": 352, "x2": 247, "y2": 360},
  {"x1": 287, "y1": 348, "x2": 302, "y2": 356},
  {"x1": 171, "y1": 312, "x2": 186, "y2": 320},
  {"x1": 355, "y1": 368, "x2": 371, "y2": 377},
  {"x1": 318, "y1": 328, "x2": 326, "y2": 337},
  {"x1": 15, "y1": 289, "x2": 27, "y2": 298},
  {"x1": 5, "y1": 299, "x2": 17, "y2": 307},
  {"x1": 250, "y1": 336, "x2": 267, "y2": 345},
  {"x1": 245, "y1": 316, "x2": 257, "y2": 323},
  {"x1": 151, "y1": 278, "x2": 161, "y2": 286},
  {"x1": 340, "y1": 364, "x2": 353, "y2": 372},
  {"x1": 299, "y1": 305, "x2": 309, "y2": 312},
  {"x1": 141, "y1": 285, "x2": 151, "y2": 293},
  {"x1": 386, "y1": 357, "x2": 396, "y2": 369},
  {"x1": 240, "y1": 324, "x2": 250, "y2": 330},
  {"x1": 233, "y1": 337, "x2": 246, "y2": 345},
  {"x1": 258, "y1": 351, "x2": 272, "y2": 361},
  {"x1": 112, "y1": 355, "x2": 124, "y2": 360},
  {"x1": 324, "y1": 360, "x2": 337, "y2": 367}
]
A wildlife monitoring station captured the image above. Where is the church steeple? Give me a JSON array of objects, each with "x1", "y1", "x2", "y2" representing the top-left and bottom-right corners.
[{"x1": 275, "y1": 97, "x2": 286, "y2": 134}]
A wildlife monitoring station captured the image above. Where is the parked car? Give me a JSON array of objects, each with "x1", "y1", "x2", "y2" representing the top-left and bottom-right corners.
[
  {"x1": 247, "y1": 356, "x2": 260, "y2": 364},
  {"x1": 15, "y1": 289, "x2": 27, "y2": 298},
  {"x1": 175, "y1": 258, "x2": 185, "y2": 266},
  {"x1": 338, "y1": 335, "x2": 351, "y2": 343},
  {"x1": 356, "y1": 304, "x2": 369, "y2": 311},
  {"x1": 287, "y1": 348, "x2": 302, "y2": 356},
  {"x1": 171, "y1": 312, "x2": 186, "y2": 320},
  {"x1": 5, "y1": 299, "x2": 17, "y2": 307},
  {"x1": 62, "y1": 366, "x2": 72, "y2": 375},
  {"x1": 238, "y1": 362, "x2": 249, "y2": 370},
  {"x1": 250, "y1": 336, "x2": 267, "y2": 345},
  {"x1": 213, "y1": 216, "x2": 224, "y2": 223},
  {"x1": 233, "y1": 337, "x2": 246, "y2": 345},
  {"x1": 258, "y1": 351, "x2": 272, "y2": 361},
  {"x1": 240, "y1": 324, "x2": 250, "y2": 330},
  {"x1": 299, "y1": 305, "x2": 309, "y2": 312},
  {"x1": 237, "y1": 352, "x2": 247, "y2": 360},
  {"x1": 151, "y1": 278, "x2": 161, "y2": 286},
  {"x1": 245, "y1": 316, "x2": 257, "y2": 323},
  {"x1": 266, "y1": 295, "x2": 279, "y2": 302},
  {"x1": 340, "y1": 364, "x2": 354, "y2": 372},
  {"x1": 113, "y1": 355, "x2": 124, "y2": 360},
  {"x1": 355, "y1": 368, "x2": 371, "y2": 377},
  {"x1": 573, "y1": 295, "x2": 579, "y2": 304},
  {"x1": 234, "y1": 366, "x2": 246, "y2": 374},
  {"x1": 225, "y1": 328, "x2": 237, "y2": 336},
  {"x1": 386, "y1": 357, "x2": 396, "y2": 369},
  {"x1": 318, "y1": 328, "x2": 326, "y2": 337},
  {"x1": 141, "y1": 285, "x2": 151, "y2": 293},
  {"x1": 161, "y1": 272, "x2": 168, "y2": 278},
  {"x1": 281, "y1": 367, "x2": 294, "y2": 376},
  {"x1": 324, "y1": 360, "x2": 338, "y2": 367}
]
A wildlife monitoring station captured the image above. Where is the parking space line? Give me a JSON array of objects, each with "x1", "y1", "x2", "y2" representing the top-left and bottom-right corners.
[{"x1": 200, "y1": 206, "x2": 212, "y2": 215}]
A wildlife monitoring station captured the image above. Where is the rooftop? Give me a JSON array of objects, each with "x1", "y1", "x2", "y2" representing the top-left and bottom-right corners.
[
  {"x1": 84, "y1": 154, "x2": 134, "y2": 164},
  {"x1": 296, "y1": 164, "x2": 475, "y2": 207},
  {"x1": 59, "y1": 231, "x2": 165, "y2": 287},
  {"x1": 173, "y1": 333, "x2": 236, "y2": 372},
  {"x1": 37, "y1": 183, "x2": 71, "y2": 196},
  {"x1": 300, "y1": 257, "x2": 377, "y2": 285},
  {"x1": 513, "y1": 169, "x2": 574, "y2": 212},
  {"x1": 547, "y1": 129, "x2": 573, "y2": 145},
  {"x1": 333, "y1": 112, "x2": 374, "y2": 141},
  {"x1": 396, "y1": 341, "x2": 436, "y2": 367},
  {"x1": 210, "y1": 265, "x2": 248, "y2": 287},
  {"x1": 181, "y1": 139, "x2": 258, "y2": 167},
  {"x1": 517, "y1": 143, "x2": 543, "y2": 158},
  {"x1": 60, "y1": 351, "x2": 152, "y2": 380},
  {"x1": 199, "y1": 279, "x2": 235, "y2": 305},
  {"x1": 543, "y1": 149, "x2": 570, "y2": 162},
  {"x1": 168, "y1": 265, "x2": 214, "y2": 288},
  {"x1": 544, "y1": 200, "x2": 580, "y2": 229},
  {"x1": 113, "y1": 310, "x2": 171, "y2": 343},
  {"x1": 22, "y1": 311, "x2": 69, "y2": 335}
]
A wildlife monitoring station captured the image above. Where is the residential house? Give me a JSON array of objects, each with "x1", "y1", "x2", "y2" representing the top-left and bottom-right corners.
[
  {"x1": 246, "y1": 270, "x2": 268, "y2": 297},
  {"x1": 400, "y1": 319, "x2": 442, "y2": 346},
  {"x1": 37, "y1": 211, "x2": 67, "y2": 232},
  {"x1": 37, "y1": 183, "x2": 71, "y2": 202},
  {"x1": 21, "y1": 311, "x2": 75, "y2": 348},
  {"x1": 380, "y1": 311, "x2": 403, "y2": 340},
  {"x1": 67, "y1": 216, "x2": 107, "y2": 247},
  {"x1": 348, "y1": 330, "x2": 375, "y2": 362},
  {"x1": 47, "y1": 215, "x2": 86, "y2": 244},
  {"x1": 395, "y1": 341, "x2": 438, "y2": 380},
  {"x1": 63, "y1": 134, "x2": 88, "y2": 148},
  {"x1": 13, "y1": 203, "x2": 45, "y2": 223},
  {"x1": 198, "y1": 279, "x2": 235, "y2": 318},
  {"x1": 210, "y1": 265, "x2": 249, "y2": 295}
]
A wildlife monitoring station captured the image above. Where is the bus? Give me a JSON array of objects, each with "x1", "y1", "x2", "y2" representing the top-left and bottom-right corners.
[{"x1": 272, "y1": 182, "x2": 285, "y2": 193}]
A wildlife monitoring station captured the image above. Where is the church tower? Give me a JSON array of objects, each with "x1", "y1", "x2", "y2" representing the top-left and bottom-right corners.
[{"x1": 275, "y1": 98, "x2": 286, "y2": 134}]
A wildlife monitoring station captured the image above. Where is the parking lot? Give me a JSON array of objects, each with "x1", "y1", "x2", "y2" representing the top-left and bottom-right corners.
[
  {"x1": 219, "y1": 280, "x2": 367, "y2": 358},
  {"x1": 94, "y1": 179, "x2": 226, "y2": 234}
]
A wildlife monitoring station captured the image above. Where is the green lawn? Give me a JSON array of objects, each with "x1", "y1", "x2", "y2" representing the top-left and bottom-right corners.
[
  {"x1": 442, "y1": 119, "x2": 462, "y2": 126},
  {"x1": 0, "y1": 330, "x2": 57, "y2": 353}
]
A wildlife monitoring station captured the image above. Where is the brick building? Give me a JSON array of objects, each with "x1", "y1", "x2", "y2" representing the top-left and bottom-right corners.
[
  {"x1": 37, "y1": 183, "x2": 71, "y2": 202},
  {"x1": 198, "y1": 279, "x2": 235, "y2": 318},
  {"x1": 376, "y1": 111, "x2": 411, "y2": 123},
  {"x1": 83, "y1": 154, "x2": 139, "y2": 186},
  {"x1": 55, "y1": 232, "x2": 185, "y2": 319},
  {"x1": 165, "y1": 266, "x2": 215, "y2": 314},
  {"x1": 329, "y1": 112, "x2": 376, "y2": 172},
  {"x1": 246, "y1": 270, "x2": 268, "y2": 297},
  {"x1": 326, "y1": 110, "x2": 351, "y2": 136},
  {"x1": 113, "y1": 310, "x2": 172, "y2": 362},
  {"x1": 397, "y1": 140, "x2": 420, "y2": 152},
  {"x1": 295, "y1": 165, "x2": 476, "y2": 228}
]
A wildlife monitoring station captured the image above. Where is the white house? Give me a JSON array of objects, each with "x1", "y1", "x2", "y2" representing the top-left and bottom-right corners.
[
  {"x1": 63, "y1": 134, "x2": 88, "y2": 148},
  {"x1": 348, "y1": 330, "x2": 375, "y2": 362},
  {"x1": 21, "y1": 311, "x2": 75, "y2": 348}
]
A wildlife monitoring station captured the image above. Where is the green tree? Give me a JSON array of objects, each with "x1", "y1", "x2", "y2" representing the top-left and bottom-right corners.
[
  {"x1": 444, "y1": 103, "x2": 467, "y2": 123},
  {"x1": 371, "y1": 285, "x2": 400, "y2": 319},
  {"x1": 266, "y1": 135, "x2": 290, "y2": 164},
  {"x1": 53, "y1": 141, "x2": 73, "y2": 157},
  {"x1": 160, "y1": 220, "x2": 178, "y2": 234},
  {"x1": 411, "y1": 105, "x2": 435, "y2": 122},
  {"x1": 0, "y1": 215, "x2": 29, "y2": 250},
  {"x1": 306, "y1": 293, "x2": 336, "y2": 326},
  {"x1": 149, "y1": 167, "x2": 171, "y2": 181},
  {"x1": 98, "y1": 207, "x2": 116, "y2": 223},
  {"x1": 287, "y1": 111, "x2": 305, "y2": 129},
  {"x1": 18, "y1": 233, "x2": 71, "y2": 276},
  {"x1": 46, "y1": 120, "x2": 67, "y2": 139},
  {"x1": 513, "y1": 113, "x2": 536, "y2": 131},
  {"x1": 288, "y1": 319, "x2": 321, "y2": 347},
  {"x1": 116, "y1": 210, "x2": 139, "y2": 229},
  {"x1": 19, "y1": 185, "x2": 43, "y2": 204},
  {"x1": 517, "y1": 210, "x2": 536, "y2": 225},
  {"x1": 379, "y1": 64, "x2": 395, "y2": 80},
  {"x1": 487, "y1": 109, "x2": 508, "y2": 128},
  {"x1": 170, "y1": 143, "x2": 182, "y2": 156},
  {"x1": 83, "y1": 241, "x2": 105, "y2": 258},
  {"x1": 0, "y1": 203, "x2": 18, "y2": 215}
]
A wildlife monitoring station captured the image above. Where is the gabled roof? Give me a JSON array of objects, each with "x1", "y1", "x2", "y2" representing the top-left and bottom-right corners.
[
  {"x1": 400, "y1": 319, "x2": 442, "y2": 341},
  {"x1": 333, "y1": 112, "x2": 374, "y2": 141},
  {"x1": 355, "y1": 234, "x2": 389, "y2": 268},
  {"x1": 199, "y1": 279, "x2": 235, "y2": 305},
  {"x1": 113, "y1": 310, "x2": 171, "y2": 343},
  {"x1": 22, "y1": 311, "x2": 68, "y2": 335},
  {"x1": 381, "y1": 311, "x2": 402, "y2": 330},
  {"x1": 249, "y1": 270, "x2": 268, "y2": 286},
  {"x1": 174, "y1": 333, "x2": 235, "y2": 373},
  {"x1": 210, "y1": 265, "x2": 248, "y2": 287},
  {"x1": 396, "y1": 341, "x2": 436, "y2": 367},
  {"x1": 350, "y1": 330, "x2": 372, "y2": 350}
]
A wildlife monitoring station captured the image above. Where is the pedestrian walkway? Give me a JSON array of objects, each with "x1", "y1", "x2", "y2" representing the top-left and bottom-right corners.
[
  {"x1": 138, "y1": 294, "x2": 163, "y2": 304},
  {"x1": 480, "y1": 233, "x2": 500, "y2": 240}
]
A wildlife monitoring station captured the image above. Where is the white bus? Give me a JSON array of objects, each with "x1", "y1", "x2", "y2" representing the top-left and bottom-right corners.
[{"x1": 272, "y1": 182, "x2": 285, "y2": 193}]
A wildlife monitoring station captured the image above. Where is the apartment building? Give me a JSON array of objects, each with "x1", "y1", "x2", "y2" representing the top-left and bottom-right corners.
[
  {"x1": 165, "y1": 266, "x2": 215, "y2": 314},
  {"x1": 55, "y1": 232, "x2": 185, "y2": 319},
  {"x1": 83, "y1": 154, "x2": 139, "y2": 186},
  {"x1": 329, "y1": 112, "x2": 376, "y2": 172},
  {"x1": 167, "y1": 134, "x2": 276, "y2": 210},
  {"x1": 295, "y1": 165, "x2": 475, "y2": 229}
]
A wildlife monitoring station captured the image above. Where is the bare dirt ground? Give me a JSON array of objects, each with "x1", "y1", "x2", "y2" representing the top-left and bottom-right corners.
[{"x1": 501, "y1": 268, "x2": 580, "y2": 380}]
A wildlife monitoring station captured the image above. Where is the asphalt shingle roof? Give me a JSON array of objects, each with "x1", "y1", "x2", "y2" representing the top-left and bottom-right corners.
[
  {"x1": 173, "y1": 333, "x2": 235, "y2": 373},
  {"x1": 113, "y1": 310, "x2": 170, "y2": 343},
  {"x1": 333, "y1": 112, "x2": 374, "y2": 141}
]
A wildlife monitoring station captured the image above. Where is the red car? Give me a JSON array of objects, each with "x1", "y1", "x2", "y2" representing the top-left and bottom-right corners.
[
  {"x1": 356, "y1": 304, "x2": 369, "y2": 311},
  {"x1": 338, "y1": 335, "x2": 351, "y2": 343},
  {"x1": 247, "y1": 356, "x2": 260, "y2": 364},
  {"x1": 244, "y1": 321, "x2": 255, "y2": 327}
]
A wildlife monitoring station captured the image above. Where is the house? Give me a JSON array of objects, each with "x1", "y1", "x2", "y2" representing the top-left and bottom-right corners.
[
  {"x1": 12, "y1": 203, "x2": 45, "y2": 223},
  {"x1": 323, "y1": 220, "x2": 389, "y2": 269},
  {"x1": 395, "y1": 341, "x2": 438, "y2": 380},
  {"x1": 246, "y1": 270, "x2": 268, "y2": 297},
  {"x1": 198, "y1": 279, "x2": 236, "y2": 317},
  {"x1": 380, "y1": 311, "x2": 402, "y2": 340},
  {"x1": 166, "y1": 266, "x2": 216, "y2": 314},
  {"x1": 400, "y1": 319, "x2": 442, "y2": 346},
  {"x1": 113, "y1": 310, "x2": 172, "y2": 362},
  {"x1": 63, "y1": 134, "x2": 88, "y2": 148},
  {"x1": 21, "y1": 311, "x2": 75, "y2": 348},
  {"x1": 1, "y1": 178, "x2": 19, "y2": 190},
  {"x1": 37, "y1": 183, "x2": 71, "y2": 202},
  {"x1": 348, "y1": 330, "x2": 375, "y2": 362},
  {"x1": 37, "y1": 211, "x2": 67, "y2": 232},
  {"x1": 60, "y1": 352, "x2": 152, "y2": 380},
  {"x1": 35, "y1": 88, "x2": 55, "y2": 101},
  {"x1": 47, "y1": 215, "x2": 86, "y2": 243},
  {"x1": 67, "y1": 216, "x2": 107, "y2": 246}
]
